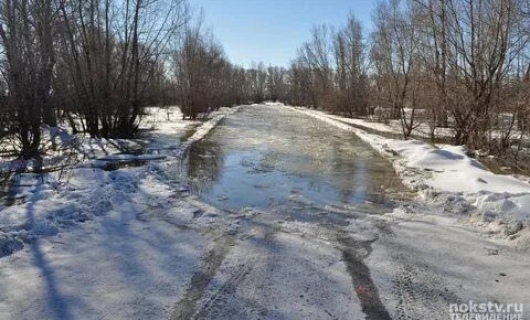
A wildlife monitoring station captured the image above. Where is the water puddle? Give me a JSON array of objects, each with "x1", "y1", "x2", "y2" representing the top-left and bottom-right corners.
[{"x1": 144, "y1": 126, "x2": 198, "y2": 156}]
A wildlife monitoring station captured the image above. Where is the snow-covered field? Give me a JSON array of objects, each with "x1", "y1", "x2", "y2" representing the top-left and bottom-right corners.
[
  {"x1": 329, "y1": 108, "x2": 525, "y2": 142},
  {"x1": 328, "y1": 109, "x2": 456, "y2": 138},
  {"x1": 0, "y1": 106, "x2": 240, "y2": 252},
  {"x1": 0, "y1": 106, "x2": 242, "y2": 319},
  {"x1": 288, "y1": 106, "x2": 530, "y2": 248}
]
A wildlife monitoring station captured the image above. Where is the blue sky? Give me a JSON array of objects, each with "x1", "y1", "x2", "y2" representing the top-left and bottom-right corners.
[{"x1": 189, "y1": 0, "x2": 375, "y2": 68}]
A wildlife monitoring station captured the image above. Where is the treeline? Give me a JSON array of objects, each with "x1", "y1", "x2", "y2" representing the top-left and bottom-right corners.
[
  {"x1": 5, "y1": 0, "x2": 530, "y2": 160},
  {"x1": 286, "y1": 0, "x2": 530, "y2": 157},
  {"x1": 288, "y1": 14, "x2": 368, "y2": 119},
  {"x1": 0, "y1": 0, "x2": 286, "y2": 159},
  {"x1": 0, "y1": 0, "x2": 189, "y2": 158},
  {"x1": 175, "y1": 31, "x2": 288, "y2": 119}
]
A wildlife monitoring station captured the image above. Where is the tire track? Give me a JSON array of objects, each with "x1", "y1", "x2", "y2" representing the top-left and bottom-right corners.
[
  {"x1": 171, "y1": 232, "x2": 237, "y2": 320},
  {"x1": 391, "y1": 253, "x2": 461, "y2": 320},
  {"x1": 191, "y1": 227, "x2": 274, "y2": 320},
  {"x1": 338, "y1": 233, "x2": 393, "y2": 320}
]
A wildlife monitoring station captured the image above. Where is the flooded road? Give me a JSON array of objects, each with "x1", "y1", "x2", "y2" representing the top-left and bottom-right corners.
[
  {"x1": 187, "y1": 105, "x2": 404, "y2": 212},
  {"x1": 172, "y1": 104, "x2": 513, "y2": 320},
  {"x1": 172, "y1": 105, "x2": 411, "y2": 320}
]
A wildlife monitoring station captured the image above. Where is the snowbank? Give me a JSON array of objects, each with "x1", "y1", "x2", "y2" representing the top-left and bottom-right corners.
[
  {"x1": 288, "y1": 106, "x2": 530, "y2": 246},
  {"x1": 389, "y1": 141, "x2": 530, "y2": 194},
  {"x1": 174, "y1": 106, "x2": 241, "y2": 158},
  {"x1": 0, "y1": 105, "x2": 240, "y2": 256}
]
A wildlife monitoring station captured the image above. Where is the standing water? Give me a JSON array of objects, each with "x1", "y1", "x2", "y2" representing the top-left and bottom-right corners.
[{"x1": 186, "y1": 105, "x2": 405, "y2": 212}]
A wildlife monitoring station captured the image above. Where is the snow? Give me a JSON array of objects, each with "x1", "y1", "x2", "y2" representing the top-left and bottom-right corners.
[
  {"x1": 326, "y1": 113, "x2": 396, "y2": 133},
  {"x1": 97, "y1": 154, "x2": 167, "y2": 161},
  {"x1": 174, "y1": 106, "x2": 242, "y2": 158},
  {"x1": 0, "y1": 105, "x2": 243, "y2": 318},
  {"x1": 389, "y1": 141, "x2": 530, "y2": 194},
  {"x1": 296, "y1": 107, "x2": 457, "y2": 138},
  {"x1": 0, "y1": 201, "x2": 209, "y2": 320},
  {"x1": 301, "y1": 107, "x2": 525, "y2": 141},
  {"x1": 288, "y1": 105, "x2": 530, "y2": 245},
  {"x1": 0, "y1": 105, "x2": 240, "y2": 240},
  {"x1": 191, "y1": 228, "x2": 365, "y2": 319},
  {"x1": 368, "y1": 214, "x2": 530, "y2": 319},
  {"x1": 0, "y1": 165, "x2": 206, "y2": 318},
  {"x1": 0, "y1": 106, "x2": 189, "y2": 173}
]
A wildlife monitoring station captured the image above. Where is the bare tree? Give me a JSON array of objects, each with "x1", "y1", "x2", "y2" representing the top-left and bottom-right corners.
[
  {"x1": 266, "y1": 66, "x2": 287, "y2": 102},
  {"x1": 175, "y1": 25, "x2": 248, "y2": 119},
  {"x1": 300, "y1": 25, "x2": 334, "y2": 108},
  {"x1": 247, "y1": 62, "x2": 267, "y2": 103},
  {"x1": 333, "y1": 13, "x2": 368, "y2": 117},
  {"x1": 0, "y1": 0, "x2": 56, "y2": 159},
  {"x1": 56, "y1": 0, "x2": 188, "y2": 138},
  {"x1": 370, "y1": 0, "x2": 423, "y2": 138}
]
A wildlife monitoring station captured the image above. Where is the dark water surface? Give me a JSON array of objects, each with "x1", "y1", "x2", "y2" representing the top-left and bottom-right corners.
[{"x1": 187, "y1": 105, "x2": 405, "y2": 212}]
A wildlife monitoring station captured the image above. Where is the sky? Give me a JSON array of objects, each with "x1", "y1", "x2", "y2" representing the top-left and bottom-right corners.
[{"x1": 189, "y1": 0, "x2": 376, "y2": 68}]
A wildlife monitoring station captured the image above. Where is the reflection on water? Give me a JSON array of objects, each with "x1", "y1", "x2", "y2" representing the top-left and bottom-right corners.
[{"x1": 187, "y1": 105, "x2": 405, "y2": 212}]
